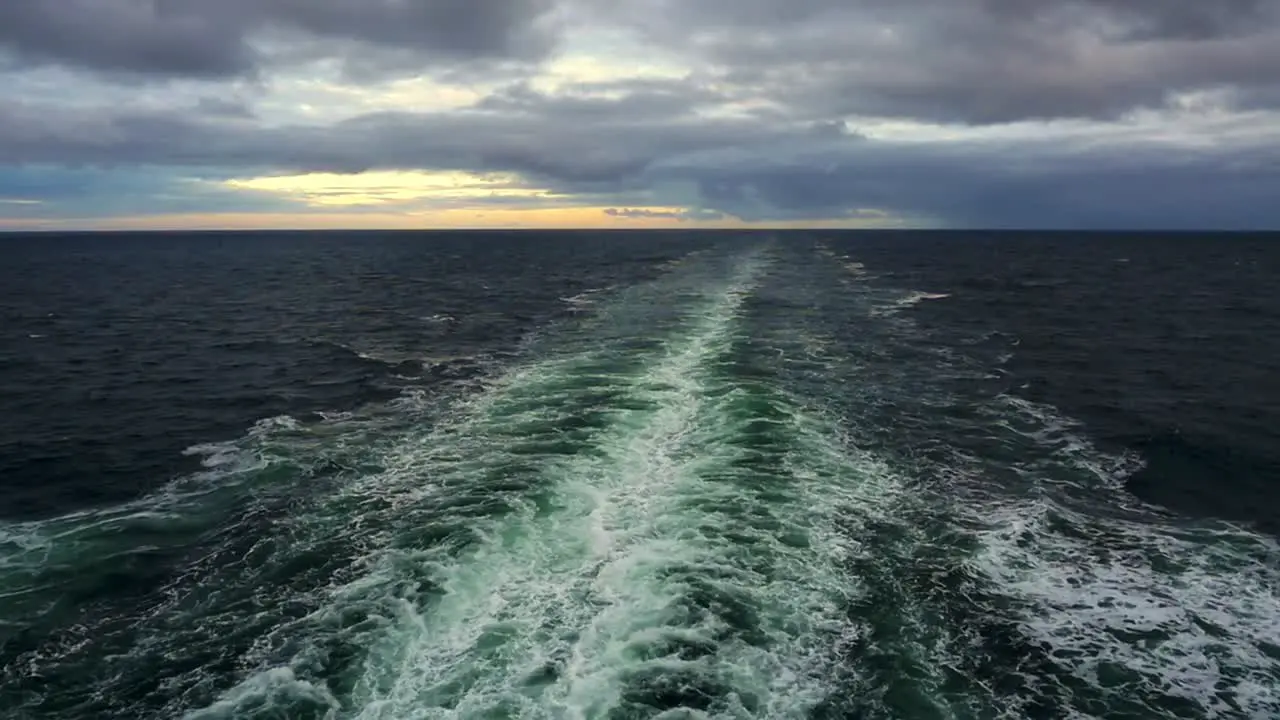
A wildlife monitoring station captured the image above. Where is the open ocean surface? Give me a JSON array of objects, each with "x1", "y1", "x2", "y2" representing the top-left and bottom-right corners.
[{"x1": 1, "y1": 231, "x2": 1278, "y2": 719}]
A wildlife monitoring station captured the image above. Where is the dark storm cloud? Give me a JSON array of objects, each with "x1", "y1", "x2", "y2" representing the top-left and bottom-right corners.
[
  {"x1": 1043, "y1": 0, "x2": 1270, "y2": 41},
  {"x1": 0, "y1": 0, "x2": 556, "y2": 78},
  {"x1": 607, "y1": 0, "x2": 1280, "y2": 123},
  {"x1": 4, "y1": 82, "x2": 1278, "y2": 229},
  {"x1": 1, "y1": 1, "x2": 1276, "y2": 229},
  {"x1": 0, "y1": 2, "x2": 253, "y2": 77},
  {"x1": 618, "y1": 0, "x2": 1276, "y2": 42},
  {"x1": 643, "y1": 132, "x2": 1280, "y2": 229},
  {"x1": 0, "y1": 80, "x2": 778, "y2": 182},
  {"x1": 5, "y1": 0, "x2": 1278, "y2": 124},
  {"x1": 194, "y1": 97, "x2": 256, "y2": 119}
]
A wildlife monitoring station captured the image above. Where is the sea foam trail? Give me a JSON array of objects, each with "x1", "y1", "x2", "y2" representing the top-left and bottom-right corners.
[
  {"x1": 171, "y1": 246, "x2": 900, "y2": 719},
  {"x1": 810, "y1": 245, "x2": 1280, "y2": 719},
  {"x1": 0, "y1": 247, "x2": 727, "y2": 719},
  {"x1": 15, "y1": 240, "x2": 1276, "y2": 720},
  {"x1": 362, "y1": 264, "x2": 779, "y2": 718},
  {"x1": 966, "y1": 397, "x2": 1280, "y2": 719}
]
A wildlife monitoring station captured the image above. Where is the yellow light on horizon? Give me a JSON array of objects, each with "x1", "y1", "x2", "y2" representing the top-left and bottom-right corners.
[
  {"x1": 4, "y1": 205, "x2": 909, "y2": 232},
  {"x1": 224, "y1": 170, "x2": 561, "y2": 207}
]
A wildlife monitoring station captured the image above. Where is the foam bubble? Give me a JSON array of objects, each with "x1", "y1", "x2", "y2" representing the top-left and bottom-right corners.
[
  {"x1": 561, "y1": 287, "x2": 611, "y2": 311},
  {"x1": 951, "y1": 396, "x2": 1280, "y2": 717},
  {"x1": 183, "y1": 667, "x2": 341, "y2": 720},
  {"x1": 868, "y1": 290, "x2": 952, "y2": 317},
  {"x1": 972, "y1": 497, "x2": 1280, "y2": 717},
  {"x1": 176, "y1": 247, "x2": 922, "y2": 719},
  {"x1": 16, "y1": 243, "x2": 1275, "y2": 720},
  {"x1": 813, "y1": 244, "x2": 1280, "y2": 716}
]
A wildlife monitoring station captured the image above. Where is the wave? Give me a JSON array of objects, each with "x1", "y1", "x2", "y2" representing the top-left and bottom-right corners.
[
  {"x1": 867, "y1": 290, "x2": 952, "y2": 317},
  {"x1": 804, "y1": 245, "x2": 1280, "y2": 717},
  {"x1": 173, "y1": 247, "x2": 876, "y2": 718},
  {"x1": 5, "y1": 241, "x2": 1277, "y2": 720},
  {"x1": 560, "y1": 287, "x2": 611, "y2": 311},
  {"x1": 952, "y1": 396, "x2": 1280, "y2": 717}
]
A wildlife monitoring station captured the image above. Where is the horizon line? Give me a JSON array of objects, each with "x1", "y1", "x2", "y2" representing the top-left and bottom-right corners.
[{"x1": 2, "y1": 227, "x2": 1277, "y2": 235}]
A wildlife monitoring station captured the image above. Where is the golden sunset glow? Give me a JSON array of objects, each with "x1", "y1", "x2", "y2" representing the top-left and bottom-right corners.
[
  {"x1": 223, "y1": 171, "x2": 562, "y2": 207},
  {"x1": 3, "y1": 0, "x2": 1269, "y2": 232},
  {"x1": 3, "y1": 208, "x2": 903, "y2": 232}
]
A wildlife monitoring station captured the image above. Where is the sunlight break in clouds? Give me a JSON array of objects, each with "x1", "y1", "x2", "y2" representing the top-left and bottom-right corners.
[
  {"x1": 1, "y1": 0, "x2": 1279, "y2": 229},
  {"x1": 223, "y1": 171, "x2": 560, "y2": 207}
]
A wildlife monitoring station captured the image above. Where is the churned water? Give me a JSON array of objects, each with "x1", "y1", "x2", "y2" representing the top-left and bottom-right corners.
[{"x1": 2, "y1": 231, "x2": 1277, "y2": 719}]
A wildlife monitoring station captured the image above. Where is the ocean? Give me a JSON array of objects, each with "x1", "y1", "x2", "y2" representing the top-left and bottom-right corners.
[{"x1": 1, "y1": 231, "x2": 1277, "y2": 719}]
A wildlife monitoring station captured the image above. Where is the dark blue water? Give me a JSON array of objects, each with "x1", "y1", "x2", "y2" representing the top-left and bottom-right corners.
[{"x1": 1, "y1": 231, "x2": 1277, "y2": 719}]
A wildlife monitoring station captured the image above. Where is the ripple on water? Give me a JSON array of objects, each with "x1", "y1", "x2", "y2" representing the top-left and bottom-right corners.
[{"x1": 5, "y1": 243, "x2": 1278, "y2": 720}]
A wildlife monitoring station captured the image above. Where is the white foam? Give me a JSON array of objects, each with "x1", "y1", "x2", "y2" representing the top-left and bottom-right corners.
[
  {"x1": 182, "y1": 442, "x2": 244, "y2": 469},
  {"x1": 183, "y1": 666, "x2": 341, "y2": 720},
  {"x1": 991, "y1": 394, "x2": 1147, "y2": 494},
  {"x1": 791, "y1": 263, "x2": 1280, "y2": 716},
  {"x1": 10, "y1": 257, "x2": 775, "y2": 717},
  {"x1": 2, "y1": 412, "x2": 297, "y2": 576},
  {"x1": 178, "y1": 247, "x2": 913, "y2": 719},
  {"x1": 31, "y1": 243, "x2": 1259, "y2": 719},
  {"x1": 962, "y1": 396, "x2": 1280, "y2": 717},
  {"x1": 972, "y1": 498, "x2": 1280, "y2": 716},
  {"x1": 868, "y1": 290, "x2": 952, "y2": 317},
  {"x1": 561, "y1": 287, "x2": 609, "y2": 311},
  {"x1": 341, "y1": 253, "x2": 780, "y2": 718}
]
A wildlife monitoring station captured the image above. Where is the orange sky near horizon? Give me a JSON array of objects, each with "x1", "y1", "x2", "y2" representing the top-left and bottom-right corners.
[{"x1": 0, "y1": 207, "x2": 898, "y2": 232}]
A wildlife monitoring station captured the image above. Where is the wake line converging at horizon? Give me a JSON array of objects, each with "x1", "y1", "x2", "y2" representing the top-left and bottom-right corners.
[
  {"x1": 2, "y1": 240, "x2": 1278, "y2": 720},
  {"x1": 184, "y1": 246, "x2": 912, "y2": 718}
]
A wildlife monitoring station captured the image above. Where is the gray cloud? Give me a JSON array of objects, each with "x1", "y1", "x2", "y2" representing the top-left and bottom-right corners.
[
  {"x1": 0, "y1": 2, "x2": 254, "y2": 77},
  {"x1": 648, "y1": 136, "x2": 1280, "y2": 228},
  {"x1": 3, "y1": 0, "x2": 1280, "y2": 229},
  {"x1": 194, "y1": 96, "x2": 256, "y2": 119},
  {"x1": 0, "y1": 0, "x2": 557, "y2": 79},
  {"x1": 0, "y1": 81, "x2": 783, "y2": 182},
  {"x1": 604, "y1": 207, "x2": 725, "y2": 221},
  {"x1": 1063, "y1": 0, "x2": 1271, "y2": 41},
  {"x1": 611, "y1": 0, "x2": 1278, "y2": 44},
  {"x1": 602, "y1": 0, "x2": 1280, "y2": 123},
  {"x1": 3, "y1": 81, "x2": 1278, "y2": 229},
  {"x1": 0, "y1": 165, "x2": 292, "y2": 219},
  {"x1": 5, "y1": 0, "x2": 1279, "y2": 125},
  {"x1": 477, "y1": 78, "x2": 727, "y2": 120}
]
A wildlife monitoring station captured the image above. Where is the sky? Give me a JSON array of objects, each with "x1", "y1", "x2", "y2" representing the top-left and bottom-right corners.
[{"x1": 2, "y1": 0, "x2": 1279, "y2": 230}]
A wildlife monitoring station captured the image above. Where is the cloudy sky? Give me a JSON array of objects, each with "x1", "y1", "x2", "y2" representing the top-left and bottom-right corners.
[{"x1": 2, "y1": 0, "x2": 1279, "y2": 230}]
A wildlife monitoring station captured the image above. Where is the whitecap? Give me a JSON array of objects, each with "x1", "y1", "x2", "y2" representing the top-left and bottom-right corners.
[
  {"x1": 960, "y1": 396, "x2": 1280, "y2": 717},
  {"x1": 868, "y1": 290, "x2": 952, "y2": 317},
  {"x1": 183, "y1": 667, "x2": 340, "y2": 720},
  {"x1": 971, "y1": 498, "x2": 1280, "y2": 717},
  {"x1": 561, "y1": 287, "x2": 608, "y2": 311}
]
